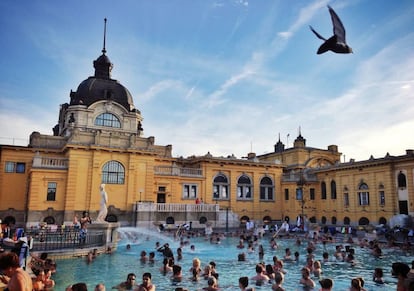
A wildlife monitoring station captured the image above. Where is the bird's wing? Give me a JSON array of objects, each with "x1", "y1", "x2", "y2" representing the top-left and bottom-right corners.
[
  {"x1": 309, "y1": 25, "x2": 326, "y2": 41},
  {"x1": 328, "y1": 5, "x2": 346, "y2": 43}
]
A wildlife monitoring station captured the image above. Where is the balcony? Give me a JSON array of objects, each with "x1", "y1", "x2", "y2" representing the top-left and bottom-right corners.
[
  {"x1": 32, "y1": 153, "x2": 69, "y2": 170},
  {"x1": 135, "y1": 202, "x2": 219, "y2": 213},
  {"x1": 154, "y1": 166, "x2": 203, "y2": 177},
  {"x1": 282, "y1": 171, "x2": 318, "y2": 183}
]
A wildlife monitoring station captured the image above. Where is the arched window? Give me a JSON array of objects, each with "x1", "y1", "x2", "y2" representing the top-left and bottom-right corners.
[
  {"x1": 330, "y1": 180, "x2": 337, "y2": 199},
  {"x1": 331, "y1": 216, "x2": 337, "y2": 225},
  {"x1": 321, "y1": 182, "x2": 327, "y2": 199},
  {"x1": 95, "y1": 113, "x2": 121, "y2": 128},
  {"x1": 263, "y1": 216, "x2": 272, "y2": 223},
  {"x1": 398, "y1": 171, "x2": 407, "y2": 188},
  {"x1": 43, "y1": 216, "x2": 55, "y2": 225},
  {"x1": 166, "y1": 217, "x2": 175, "y2": 224},
  {"x1": 321, "y1": 216, "x2": 327, "y2": 224},
  {"x1": 2, "y1": 216, "x2": 16, "y2": 226},
  {"x1": 358, "y1": 183, "x2": 369, "y2": 206},
  {"x1": 213, "y1": 174, "x2": 229, "y2": 200},
  {"x1": 106, "y1": 214, "x2": 117, "y2": 222},
  {"x1": 260, "y1": 176, "x2": 274, "y2": 201},
  {"x1": 359, "y1": 217, "x2": 370, "y2": 225},
  {"x1": 102, "y1": 161, "x2": 125, "y2": 184},
  {"x1": 379, "y1": 217, "x2": 387, "y2": 225},
  {"x1": 237, "y1": 175, "x2": 252, "y2": 200},
  {"x1": 344, "y1": 217, "x2": 350, "y2": 225},
  {"x1": 240, "y1": 216, "x2": 249, "y2": 223}
]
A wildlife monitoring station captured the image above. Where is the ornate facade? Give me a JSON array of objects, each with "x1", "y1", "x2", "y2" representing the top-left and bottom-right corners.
[{"x1": 0, "y1": 44, "x2": 413, "y2": 229}]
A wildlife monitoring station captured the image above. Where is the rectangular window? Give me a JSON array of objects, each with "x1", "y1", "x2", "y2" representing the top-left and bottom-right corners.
[
  {"x1": 238, "y1": 186, "x2": 252, "y2": 200},
  {"x1": 358, "y1": 192, "x2": 370, "y2": 206},
  {"x1": 260, "y1": 186, "x2": 273, "y2": 201},
  {"x1": 309, "y1": 188, "x2": 315, "y2": 200},
  {"x1": 331, "y1": 188, "x2": 337, "y2": 200},
  {"x1": 379, "y1": 191, "x2": 385, "y2": 206},
  {"x1": 296, "y1": 188, "x2": 303, "y2": 200},
  {"x1": 183, "y1": 184, "x2": 197, "y2": 199},
  {"x1": 5, "y1": 162, "x2": 14, "y2": 172},
  {"x1": 47, "y1": 182, "x2": 57, "y2": 201},
  {"x1": 4, "y1": 162, "x2": 25, "y2": 173},
  {"x1": 284, "y1": 189, "x2": 289, "y2": 200},
  {"x1": 344, "y1": 193, "x2": 349, "y2": 207}
]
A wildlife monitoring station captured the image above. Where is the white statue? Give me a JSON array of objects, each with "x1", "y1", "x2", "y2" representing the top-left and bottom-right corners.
[{"x1": 96, "y1": 184, "x2": 108, "y2": 222}]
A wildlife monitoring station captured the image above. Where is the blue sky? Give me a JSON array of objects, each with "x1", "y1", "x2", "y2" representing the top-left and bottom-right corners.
[{"x1": 0, "y1": 0, "x2": 413, "y2": 161}]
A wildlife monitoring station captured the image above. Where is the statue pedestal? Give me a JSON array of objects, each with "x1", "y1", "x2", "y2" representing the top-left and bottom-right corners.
[{"x1": 89, "y1": 222, "x2": 120, "y2": 250}]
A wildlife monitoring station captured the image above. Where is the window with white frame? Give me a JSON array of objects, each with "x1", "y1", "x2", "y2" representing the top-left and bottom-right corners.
[
  {"x1": 213, "y1": 174, "x2": 229, "y2": 200},
  {"x1": 358, "y1": 183, "x2": 370, "y2": 206},
  {"x1": 260, "y1": 176, "x2": 274, "y2": 201},
  {"x1": 47, "y1": 182, "x2": 57, "y2": 201},
  {"x1": 237, "y1": 175, "x2": 252, "y2": 200},
  {"x1": 183, "y1": 184, "x2": 198, "y2": 199}
]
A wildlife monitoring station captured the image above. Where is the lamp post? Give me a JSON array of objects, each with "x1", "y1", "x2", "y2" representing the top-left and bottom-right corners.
[{"x1": 139, "y1": 188, "x2": 144, "y2": 202}]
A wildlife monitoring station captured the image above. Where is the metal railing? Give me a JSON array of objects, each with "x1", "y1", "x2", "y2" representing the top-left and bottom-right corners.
[{"x1": 24, "y1": 228, "x2": 105, "y2": 252}]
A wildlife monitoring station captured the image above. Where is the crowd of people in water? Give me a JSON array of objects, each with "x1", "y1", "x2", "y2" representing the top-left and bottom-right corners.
[{"x1": 1, "y1": 220, "x2": 414, "y2": 290}]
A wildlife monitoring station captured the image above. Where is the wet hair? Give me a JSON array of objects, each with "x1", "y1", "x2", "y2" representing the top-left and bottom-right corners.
[
  {"x1": 173, "y1": 264, "x2": 182, "y2": 275},
  {"x1": 265, "y1": 264, "x2": 274, "y2": 274},
  {"x1": 255, "y1": 264, "x2": 264, "y2": 273},
  {"x1": 71, "y1": 282, "x2": 88, "y2": 291},
  {"x1": 142, "y1": 272, "x2": 151, "y2": 279},
  {"x1": 319, "y1": 278, "x2": 333, "y2": 289},
  {"x1": 351, "y1": 278, "x2": 362, "y2": 290},
  {"x1": 207, "y1": 276, "x2": 217, "y2": 286},
  {"x1": 274, "y1": 271, "x2": 284, "y2": 284},
  {"x1": 239, "y1": 276, "x2": 249, "y2": 288},
  {"x1": 0, "y1": 252, "x2": 20, "y2": 269},
  {"x1": 374, "y1": 267, "x2": 383, "y2": 277},
  {"x1": 392, "y1": 262, "x2": 410, "y2": 278}
]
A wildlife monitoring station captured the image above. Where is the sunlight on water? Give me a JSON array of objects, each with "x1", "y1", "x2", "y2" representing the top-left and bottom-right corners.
[{"x1": 52, "y1": 227, "x2": 407, "y2": 290}]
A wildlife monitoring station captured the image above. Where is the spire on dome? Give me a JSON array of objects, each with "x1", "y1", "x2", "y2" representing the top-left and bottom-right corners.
[
  {"x1": 102, "y1": 18, "x2": 107, "y2": 54},
  {"x1": 94, "y1": 18, "x2": 113, "y2": 79}
]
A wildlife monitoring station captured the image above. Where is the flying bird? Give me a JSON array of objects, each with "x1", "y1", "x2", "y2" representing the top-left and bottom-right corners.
[{"x1": 310, "y1": 5, "x2": 353, "y2": 54}]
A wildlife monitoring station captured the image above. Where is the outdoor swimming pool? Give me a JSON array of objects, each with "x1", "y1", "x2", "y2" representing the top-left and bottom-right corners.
[{"x1": 52, "y1": 227, "x2": 410, "y2": 290}]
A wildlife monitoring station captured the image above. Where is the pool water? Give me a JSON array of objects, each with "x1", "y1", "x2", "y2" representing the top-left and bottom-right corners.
[{"x1": 52, "y1": 227, "x2": 409, "y2": 290}]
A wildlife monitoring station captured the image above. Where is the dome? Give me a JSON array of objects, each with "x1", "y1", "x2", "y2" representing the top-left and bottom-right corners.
[
  {"x1": 70, "y1": 77, "x2": 136, "y2": 112},
  {"x1": 69, "y1": 53, "x2": 137, "y2": 112}
]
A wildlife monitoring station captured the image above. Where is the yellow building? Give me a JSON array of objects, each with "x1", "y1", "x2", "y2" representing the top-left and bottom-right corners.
[{"x1": 0, "y1": 46, "x2": 413, "y2": 230}]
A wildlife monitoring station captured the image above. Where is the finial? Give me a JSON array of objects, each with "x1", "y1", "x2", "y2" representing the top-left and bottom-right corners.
[
  {"x1": 102, "y1": 18, "x2": 107, "y2": 54},
  {"x1": 299, "y1": 125, "x2": 302, "y2": 136}
]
